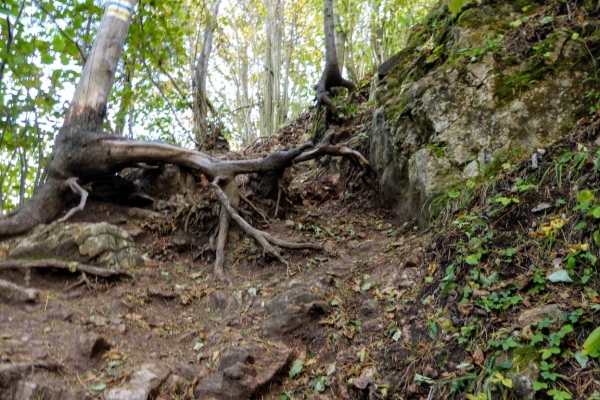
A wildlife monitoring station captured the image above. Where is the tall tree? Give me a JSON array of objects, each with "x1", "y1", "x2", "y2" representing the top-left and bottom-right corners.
[
  {"x1": 193, "y1": 0, "x2": 221, "y2": 147},
  {"x1": 315, "y1": 0, "x2": 355, "y2": 117}
]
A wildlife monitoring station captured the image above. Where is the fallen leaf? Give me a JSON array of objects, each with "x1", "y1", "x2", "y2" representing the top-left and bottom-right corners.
[
  {"x1": 472, "y1": 349, "x2": 485, "y2": 364},
  {"x1": 547, "y1": 270, "x2": 573, "y2": 283}
]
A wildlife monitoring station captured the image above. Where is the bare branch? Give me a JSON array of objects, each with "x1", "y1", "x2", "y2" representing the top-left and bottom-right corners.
[{"x1": 32, "y1": 0, "x2": 87, "y2": 63}]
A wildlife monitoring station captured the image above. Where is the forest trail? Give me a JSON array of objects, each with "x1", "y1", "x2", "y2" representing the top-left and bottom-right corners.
[
  {"x1": 2, "y1": 58, "x2": 600, "y2": 400},
  {"x1": 0, "y1": 87, "x2": 427, "y2": 399}
]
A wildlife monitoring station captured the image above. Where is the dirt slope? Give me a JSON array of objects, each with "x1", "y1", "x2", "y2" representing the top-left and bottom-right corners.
[{"x1": 1, "y1": 81, "x2": 600, "y2": 400}]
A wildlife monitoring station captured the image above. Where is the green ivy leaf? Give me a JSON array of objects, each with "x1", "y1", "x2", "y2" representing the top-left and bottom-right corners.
[
  {"x1": 449, "y1": 0, "x2": 467, "y2": 14},
  {"x1": 582, "y1": 326, "x2": 600, "y2": 356},
  {"x1": 577, "y1": 190, "x2": 594, "y2": 204},
  {"x1": 465, "y1": 253, "x2": 481, "y2": 265},
  {"x1": 289, "y1": 358, "x2": 304, "y2": 378},
  {"x1": 540, "y1": 16, "x2": 554, "y2": 25},
  {"x1": 540, "y1": 346, "x2": 561, "y2": 360},
  {"x1": 88, "y1": 382, "x2": 107, "y2": 391}
]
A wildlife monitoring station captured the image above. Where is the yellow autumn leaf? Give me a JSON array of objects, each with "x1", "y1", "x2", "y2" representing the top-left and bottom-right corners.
[{"x1": 569, "y1": 243, "x2": 589, "y2": 253}]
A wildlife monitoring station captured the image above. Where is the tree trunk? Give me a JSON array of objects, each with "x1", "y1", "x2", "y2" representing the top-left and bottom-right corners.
[
  {"x1": 314, "y1": 0, "x2": 355, "y2": 117},
  {"x1": 333, "y1": 1, "x2": 346, "y2": 74},
  {"x1": 193, "y1": 0, "x2": 221, "y2": 147},
  {"x1": 0, "y1": 0, "x2": 136, "y2": 237}
]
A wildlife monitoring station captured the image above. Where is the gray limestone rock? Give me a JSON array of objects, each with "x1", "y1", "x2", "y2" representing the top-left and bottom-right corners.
[
  {"x1": 9, "y1": 221, "x2": 141, "y2": 271},
  {"x1": 259, "y1": 285, "x2": 330, "y2": 339},
  {"x1": 105, "y1": 362, "x2": 171, "y2": 400},
  {"x1": 194, "y1": 341, "x2": 293, "y2": 399},
  {"x1": 369, "y1": 1, "x2": 595, "y2": 221}
]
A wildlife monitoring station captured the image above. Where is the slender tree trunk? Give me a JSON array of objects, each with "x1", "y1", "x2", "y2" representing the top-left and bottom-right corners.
[
  {"x1": 193, "y1": 0, "x2": 221, "y2": 147},
  {"x1": 333, "y1": 1, "x2": 346, "y2": 74},
  {"x1": 314, "y1": 0, "x2": 355, "y2": 117}
]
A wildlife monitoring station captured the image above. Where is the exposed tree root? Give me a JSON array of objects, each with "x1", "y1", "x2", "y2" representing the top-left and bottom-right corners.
[
  {"x1": 315, "y1": 74, "x2": 355, "y2": 117},
  {"x1": 240, "y1": 193, "x2": 271, "y2": 227},
  {"x1": 1, "y1": 131, "x2": 368, "y2": 281},
  {"x1": 314, "y1": 0, "x2": 356, "y2": 117},
  {"x1": 0, "y1": 279, "x2": 39, "y2": 303},
  {"x1": 214, "y1": 205, "x2": 230, "y2": 282},
  {"x1": 0, "y1": 361, "x2": 60, "y2": 375},
  {"x1": 57, "y1": 177, "x2": 89, "y2": 222},
  {"x1": 293, "y1": 132, "x2": 369, "y2": 166},
  {"x1": 213, "y1": 177, "x2": 322, "y2": 271},
  {"x1": 0, "y1": 260, "x2": 134, "y2": 279},
  {"x1": 63, "y1": 272, "x2": 92, "y2": 292}
]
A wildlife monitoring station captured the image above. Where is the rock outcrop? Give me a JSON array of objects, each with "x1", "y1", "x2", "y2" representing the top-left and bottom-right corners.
[
  {"x1": 9, "y1": 221, "x2": 141, "y2": 270},
  {"x1": 370, "y1": 0, "x2": 599, "y2": 220}
]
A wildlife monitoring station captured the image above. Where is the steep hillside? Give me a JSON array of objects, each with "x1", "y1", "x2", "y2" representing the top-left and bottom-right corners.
[{"x1": 1, "y1": 1, "x2": 600, "y2": 400}]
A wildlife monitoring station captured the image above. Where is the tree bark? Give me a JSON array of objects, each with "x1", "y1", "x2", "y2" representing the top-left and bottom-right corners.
[
  {"x1": 193, "y1": 0, "x2": 221, "y2": 147},
  {"x1": 315, "y1": 0, "x2": 355, "y2": 117}
]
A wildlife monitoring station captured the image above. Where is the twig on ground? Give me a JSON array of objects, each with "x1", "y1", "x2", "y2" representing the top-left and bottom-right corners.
[
  {"x1": 240, "y1": 193, "x2": 271, "y2": 227},
  {"x1": 0, "y1": 361, "x2": 60, "y2": 375}
]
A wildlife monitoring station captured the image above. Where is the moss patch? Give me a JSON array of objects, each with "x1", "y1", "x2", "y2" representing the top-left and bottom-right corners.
[
  {"x1": 494, "y1": 61, "x2": 570, "y2": 103},
  {"x1": 513, "y1": 345, "x2": 541, "y2": 370}
]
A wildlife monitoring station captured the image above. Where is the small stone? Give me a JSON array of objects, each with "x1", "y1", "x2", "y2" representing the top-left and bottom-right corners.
[
  {"x1": 12, "y1": 380, "x2": 38, "y2": 400},
  {"x1": 531, "y1": 203, "x2": 552, "y2": 213},
  {"x1": 105, "y1": 362, "x2": 171, "y2": 400},
  {"x1": 353, "y1": 367, "x2": 376, "y2": 390},
  {"x1": 518, "y1": 305, "x2": 562, "y2": 327},
  {"x1": 24, "y1": 304, "x2": 41, "y2": 313},
  {"x1": 78, "y1": 332, "x2": 111, "y2": 360},
  {"x1": 48, "y1": 309, "x2": 73, "y2": 321}
]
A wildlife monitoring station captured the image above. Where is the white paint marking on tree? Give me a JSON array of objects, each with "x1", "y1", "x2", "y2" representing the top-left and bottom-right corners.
[{"x1": 106, "y1": 0, "x2": 133, "y2": 22}]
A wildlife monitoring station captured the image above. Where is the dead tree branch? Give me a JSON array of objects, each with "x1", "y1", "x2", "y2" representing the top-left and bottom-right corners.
[{"x1": 0, "y1": 279, "x2": 39, "y2": 303}]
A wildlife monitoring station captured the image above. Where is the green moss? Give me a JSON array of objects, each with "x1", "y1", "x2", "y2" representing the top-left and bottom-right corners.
[
  {"x1": 384, "y1": 95, "x2": 411, "y2": 122},
  {"x1": 457, "y1": 8, "x2": 496, "y2": 29},
  {"x1": 512, "y1": 345, "x2": 540, "y2": 370},
  {"x1": 495, "y1": 62, "x2": 569, "y2": 103}
]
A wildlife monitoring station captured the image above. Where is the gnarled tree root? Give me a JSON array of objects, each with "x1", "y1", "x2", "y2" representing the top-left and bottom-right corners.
[
  {"x1": 213, "y1": 177, "x2": 322, "y2": 271},
  {"x1": 0, "y1": 133, "x2": 369, "y2": 281},
  {"x1": 0, "y1": 279, "x2": 39, "y2": 303},
  {"x1": 0, "y1": 260, "x2": 134, "y2": 279},
  {"x1": 57, "y1": 177, "x2": 88, "y2": 222}
]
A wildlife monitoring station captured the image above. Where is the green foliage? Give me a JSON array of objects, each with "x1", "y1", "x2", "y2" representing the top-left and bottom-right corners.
[
  {"x1": 448, "y1": 0, "x2": 467, "y2": 14},
  {"x1": 582, "y1": 326, "x2": 600, "y2": 357},
  {"x1": 289, "y1": 358, "x2": 304, "y2": 378},
  {"x1": 1, "y1": 0, "x2": 102, "y2": 210}
]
